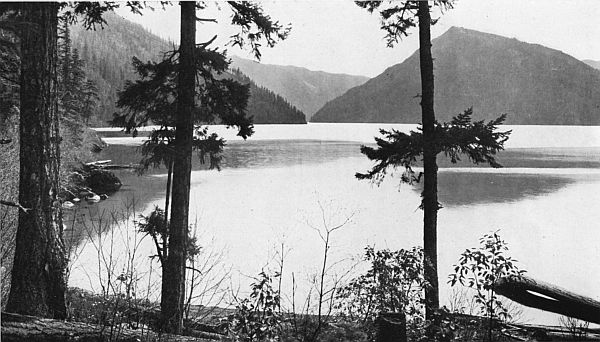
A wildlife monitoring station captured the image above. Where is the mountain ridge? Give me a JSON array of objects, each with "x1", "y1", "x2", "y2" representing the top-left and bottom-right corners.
[
  {"x1": 71, "y1": 12, "x2": 306, "y2": 125},
  {"x1": 70, "y1": 12, "x2": 369, "y2": 125},
  {"x1": 312, "y1": 26, "x2": 600, "y2": 125},
  {"x1": 230, "y1": 56, "x2": 369, "y2": 119}
]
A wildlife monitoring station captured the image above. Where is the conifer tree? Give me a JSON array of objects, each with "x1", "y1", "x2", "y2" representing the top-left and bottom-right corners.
[
  {"x1": 1, "y1": 0, "x2": 154, "y2": 319},
  {"x1": 57, "y1": 19, "x2": 97, "y2": 144},
  {"x1": 112, "y1": 2, "x2": 289, "y2": 333},
  {"x1": 356, "y1": 1, "x2": 510, "y2": 320},
  {"x1": 3, "y1": 2, "x2": 67, "y2": 319},
  {"x1": 81, "y1": 79, "x2": 98, "y2": 124}
]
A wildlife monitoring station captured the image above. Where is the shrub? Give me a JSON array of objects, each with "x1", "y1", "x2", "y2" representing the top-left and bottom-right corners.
[
  {"x1": 335, "y1": 246, "x2": 425, "y2": 339},
  {"x1": 448, "y1": 231, "x2": 525, "y2": 341},
  {"x1": 228, "y1": 271, "x2": 282, "y2": 342}
]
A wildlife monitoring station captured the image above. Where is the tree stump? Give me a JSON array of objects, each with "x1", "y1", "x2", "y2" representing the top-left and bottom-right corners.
[{"x1": 376, "y1": 312, "x2": 406, "y2": 342}]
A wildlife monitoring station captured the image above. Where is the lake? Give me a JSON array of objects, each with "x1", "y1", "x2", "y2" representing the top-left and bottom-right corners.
[{"x1": 68, "y1": 123, "x2": 600, "y2": 326}]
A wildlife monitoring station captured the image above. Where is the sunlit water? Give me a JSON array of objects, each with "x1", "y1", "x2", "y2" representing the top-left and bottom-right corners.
[{"x1": 69, "y1": 123, "x2": 600, "y2": 326}]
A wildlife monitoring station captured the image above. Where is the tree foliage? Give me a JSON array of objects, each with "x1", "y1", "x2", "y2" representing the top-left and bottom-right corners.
[
  {"x1": 449, "y1": 231, "x2": 525, "y2": 321},
  {"x1": 356, "y1": 108, "x2": 511, "y2": 186},
  {"x1": 110, "y1": 1, "x2": 292, "y2": 178},
  {"x1": 336, "y1": 246, "x2": 425, "y2": 324},
  {"x1": 228, "y1": 271, "x2": 282, "y2": 342},
  {"x1": 449, "y1": 231, "x2": 525, "y2": 341},
  {"x1": 355, "y1": 0, "x2": 453, "y2": 47},
  {"x1": 227, "y1": 1, "x2": 290, "y2": 60},
  {"x1": 60, "y1": 1, "x2": 154, "y2": 30},
  {"x1": 137, "y1": 206, "x2": 201, "y2": 266},
  {"x1": 111, "y1": 48, "x2": 253, "y2": 174}
]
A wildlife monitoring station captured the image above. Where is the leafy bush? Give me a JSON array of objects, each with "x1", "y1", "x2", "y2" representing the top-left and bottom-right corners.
[
  {"x1": 448, "y1": 231, "x2": 525, "y2": 340},
  {"x1": 228, "y1": 271, "x2": 282, "y2": 342},
  {"x1": 335, "y1": 246, "x2": 425, "y2": 340}
]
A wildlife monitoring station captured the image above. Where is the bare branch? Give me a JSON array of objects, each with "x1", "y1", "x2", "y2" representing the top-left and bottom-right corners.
[
  {"x1": 197, "y1": 34, "x2": 217, "y2": 48},
  {"x1": 0, "y1": 200, "x2": 31, "y2": 213},
  {"x1": 196, "y1": 16, "x2": 217, "y2": 23}
]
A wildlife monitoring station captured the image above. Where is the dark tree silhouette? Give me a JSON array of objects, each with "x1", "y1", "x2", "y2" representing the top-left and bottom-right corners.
[
  {"x1": 4, "y1": 2, "x2": 67, "y2": 319},
  {"x1": 163, "y1": 2, "x2": 197, "y2": 332},
  {"x1": 112, "y1": 2, "x2": 289, "y2": 333},
  {"x1": 356, "y1": 1, "x2": 510, "y2": 320},
  {"x1": 1, "y1": 0, "x2": 155, "y2": 319}
]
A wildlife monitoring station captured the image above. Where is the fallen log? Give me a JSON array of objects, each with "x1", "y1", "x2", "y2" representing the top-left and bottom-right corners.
[
  {"x1": 101, "y1": 164, "x2": 138, "y2": 170},
  {"x1": 495, "y1": 275, "x2": 600, "y2": 324},
  {"x1": 84, "y1": 160, "x2": 112, "y2": 166},
  {"x1": 1, "y1": 312, "x2": 218, "y2": 342},
  {"x1": 84, "y1": 160, "x2": 137, "y2": 170}
]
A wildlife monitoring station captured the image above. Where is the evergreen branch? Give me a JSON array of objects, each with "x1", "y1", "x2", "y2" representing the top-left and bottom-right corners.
[
  {"x1": 227, "y1": 1, "x2": 290, "y2": 60},
  {"x1": 356, "y1": 108, "x2": 510, "y2": 184}
]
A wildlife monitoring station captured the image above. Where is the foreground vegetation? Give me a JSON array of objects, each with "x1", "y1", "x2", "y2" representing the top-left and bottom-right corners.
[{"x1": 7, "y1": 212, "x2": 594, "y2": 341}]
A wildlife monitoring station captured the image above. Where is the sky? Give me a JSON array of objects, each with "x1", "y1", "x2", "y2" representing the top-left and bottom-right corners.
[{"x1": 118, "y1": 0, "x2": 600, "y2": 77}]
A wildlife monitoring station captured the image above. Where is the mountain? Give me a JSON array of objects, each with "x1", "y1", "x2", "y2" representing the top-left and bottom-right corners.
[
  {"x1": 71, "y1": 12, "x2": 170, "y2": 125},
  {"x1": 230, "y1": 69, "x2": 306, "y2": 124},
  {"x1": 583, "y1": 59, "x2": 600, "y2": 70},
  {"x1": 230, "y1": 56, "x2": 369, "y2": 120},
  {"x1": 71, "y1": 12, "x2": 306, "y2": 125},
  {"x1": 312, "y1": 27, "x2": 600, "y2": 125}
]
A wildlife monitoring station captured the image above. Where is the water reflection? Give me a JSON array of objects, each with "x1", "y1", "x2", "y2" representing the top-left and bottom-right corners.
[
  {"x1": 93, "y1": 142, "x2": 600, "y2": 213},
  {"x1": 419, "y1": 172, "x2": 576, "y2": 207}
]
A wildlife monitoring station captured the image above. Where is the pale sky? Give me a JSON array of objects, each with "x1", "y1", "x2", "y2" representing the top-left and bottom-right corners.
[{"x1": 118, "y1": 0, "x2": 600, "y2": 77}]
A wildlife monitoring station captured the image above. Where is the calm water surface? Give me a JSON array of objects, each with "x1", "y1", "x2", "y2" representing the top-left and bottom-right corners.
[{"x1": 70, "y1": 124, "x2": 600, "y2": 325}]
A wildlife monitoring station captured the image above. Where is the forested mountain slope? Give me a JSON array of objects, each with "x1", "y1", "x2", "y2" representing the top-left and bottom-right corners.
[
  {"x1": 230, "y1": 69, "x2": 305, "y2": 124},
  {"x1": 71, "y1": 12, "x2": 306, "y2": 125},
  {"x1": 312, "y1": 27, "x2": 600, "y2": 125},
  {"x1": 230, "y1": 56, "x2": 369, "y2": 119}
]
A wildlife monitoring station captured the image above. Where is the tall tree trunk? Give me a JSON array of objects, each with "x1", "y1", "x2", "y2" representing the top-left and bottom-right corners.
[
  {"x1": 160, "y1": 2, "x2": 195, "y2": 333},
  {"x1": 6, "y1": 2, "x2": 67, "y2": 319},
  {"x1": 418, "y1": 0, "x2": 440, "y2": 320}
]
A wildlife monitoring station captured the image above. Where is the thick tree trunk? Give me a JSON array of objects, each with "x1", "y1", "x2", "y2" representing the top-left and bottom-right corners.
[
  {"x1": 160, "y1": 2, "x2": 196, "y2": 334},
  {"x1": 418, "y1": 0, "x2": 440, "y2": 319},
  {"x1": 5, "y1": 2, "x2": 67, "y2": 319}
]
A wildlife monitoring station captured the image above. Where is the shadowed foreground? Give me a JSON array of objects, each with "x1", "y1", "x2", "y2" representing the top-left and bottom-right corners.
[{"x1": 0, "y1": 312, "x2": 219, "y2": 342}]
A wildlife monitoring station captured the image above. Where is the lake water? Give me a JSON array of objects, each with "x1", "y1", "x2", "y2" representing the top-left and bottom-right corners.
[{"x1": 68, "y1": 123, "x2": 600, "y2": 326}]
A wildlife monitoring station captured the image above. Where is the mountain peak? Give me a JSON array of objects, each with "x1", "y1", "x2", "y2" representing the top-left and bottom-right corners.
[{"x1": 312, "y1": 27, "x2": 600, "y2": 125}]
